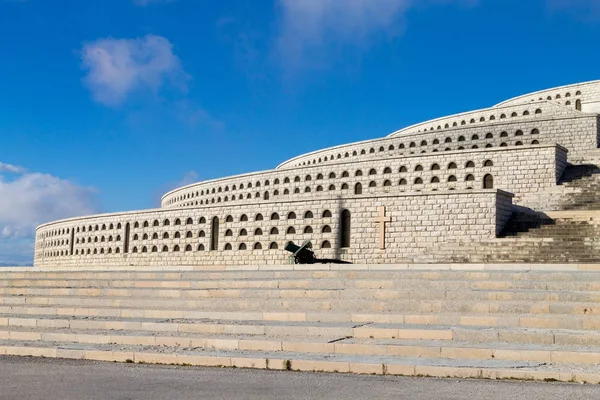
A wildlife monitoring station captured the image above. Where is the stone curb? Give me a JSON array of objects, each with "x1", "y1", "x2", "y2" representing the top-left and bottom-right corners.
[
  {"x1": 1, "y1": 345, "x2": 598, "y2": 384},
  {"x1": 0, "y1": 296, "x2": 597, "y2": 317},
  {"x1": 2, "y1": 309, "x2": 600, "y2": 331},
  {"x1": 6, "y1": 287, "x2": 599, "y2": 304},
  {"x1": 3, "y1": 263, "x2": 598, "y2": 273},
  {"x1": 3, "y1": 328, "x2": 600, "y2": 365}
]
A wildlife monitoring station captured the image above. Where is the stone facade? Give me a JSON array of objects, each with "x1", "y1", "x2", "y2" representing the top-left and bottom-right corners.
[
  {"x1": 162, "y1": 145, "x2": 566, "y2": 209},
  {"x1": 278, "y1": 114, "x2": 597, "y2": 170},
  {"x1": 33, "y1": 81, "x2": 600, "y2": 268},
  {"x1": 494, "y1": 80, "x2": 600, "y2": 111},
  {"x1": 35, "y1": 190, "x2": 512, "y2": 267}
]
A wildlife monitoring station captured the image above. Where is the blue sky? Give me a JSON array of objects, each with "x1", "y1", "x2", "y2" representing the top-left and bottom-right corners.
[{"x1": 0, "y1": 0, "x2": 599, "y2": 264}]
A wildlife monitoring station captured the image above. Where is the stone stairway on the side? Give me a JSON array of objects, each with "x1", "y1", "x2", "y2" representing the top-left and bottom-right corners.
[
  {"x1": 2, "y1": 266, "x2": 600, "y2": 383},
  {"x1": 433, "y1": 214, "x2": 600, "y2": 263},
  {"x1": 431, "y1": 148, "x2": 600, "y2": 264},
  {"x1": 518, "y1": 148, "x2": 600, "y2": 212}
]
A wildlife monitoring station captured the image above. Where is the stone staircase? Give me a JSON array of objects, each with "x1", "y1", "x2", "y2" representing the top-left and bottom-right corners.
[
  {"x1": 2, "y1": 265, "x2": 600, "y2": 383},
  {"x1": 519, "y1": 149, "x2": 600, "y2": 212},
  {"x1": 517, "y1": 166, "x2": 600, "y2": 212},
  {"x1": 559, "y1": 166, "x2": 600, "y2": 210},
  {"x1": 435, "y1": 213, "x2": 600, "y2": 264},
  {"x1": 430, "y1": 148, "x2": 600, "y2": 264},
  {"x1": 567, "y1": 148, "x2": 600, "y2": 166}
]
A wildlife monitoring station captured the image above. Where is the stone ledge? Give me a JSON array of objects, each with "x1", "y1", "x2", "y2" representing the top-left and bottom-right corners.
[
  {"x1": 23, "y1": 263, "x2": 600, "y2": 272},
  {"x1": 1, "y1": 345, "x2": 599, "y2": 384}
]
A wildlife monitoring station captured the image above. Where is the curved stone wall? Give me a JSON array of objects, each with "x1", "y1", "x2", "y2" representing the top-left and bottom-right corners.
[
  {"x1": 35, "y1": 143, "x2": 558, "y2": 268},
  {"x1": 386, "y1": 101, "x2": 567, "y2": 139},
  {"x1": 275, "y1": 101, "x2": 595, "y2": 170},
  {"x1": 161, "y1": 145, "x2": 566, "y2": 209},
  {"x1": 35, "y1": 189, "x2": 513, "y2": 268},
  {"x1": 494, "y1": 81, "x2": 600, "y2": 108},
  {"x1": 33, "y1": 80, "x2": 600, "y2": 268}
]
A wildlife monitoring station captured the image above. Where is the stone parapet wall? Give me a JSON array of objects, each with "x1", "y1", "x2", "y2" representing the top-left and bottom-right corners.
[
  {"x1": 273, "y1": 110, "x2": 593, "y2": 171},
  {"x1": 385, "y1": 100, "x2": 577, "y2": 139},
  {"x1": 494, "y1": 80, "x2": 600, "y2": 108},
  {"x1": 495, "y1": 190, "x2": 514, "y2": 236},
  {"x1": 556, "y1": 146, "x2": 569, "y2": 183},
  {"x1": 34, "y1": 190, "x2": 510, "y2": 268},
  {"x1": 597, "y1": 116, "x2": 600, "y2": 149},
  {"x1": 162, "y1": 145, "x2": 565, "y2": 209}
]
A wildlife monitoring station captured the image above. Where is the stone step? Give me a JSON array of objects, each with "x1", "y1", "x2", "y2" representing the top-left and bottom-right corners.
[
  {"x1": 514, "y1": 161, "x2": 600, "y2": 213},
  {"x1": 1, "y1": 340, "x2": 599, "y2": 384},
  {"x1": 5, "y1": 278, "x2": 600, "y2": 291},
  {"x1": 546, "y1": 211, "x2": 600, "y2": 221},
  {"x1": 2, "y1": 303, "x2": 600, "y2": 329},
  {"x1": 4, "y1": 268, "x2": 600, "y2": 281},
  {"x1": 1, "y1": 295, "x2": 599, "y2": 315},
  {"x1": 4, "y1": 326, "x2": 600, "y2": 365},
  {"x1": 443, "y1": 247, "x2": 599, "y2": 254},
  {"x1": 4, "y1": 267, "x2": 600, "y2": 382},
  {"x1": 0, "y1": 315, "x2": 445, "y2": 340},
  {"x1": 448, "y1": 256, "x2": 600, "y2": 264},
  {"x1": 441, "y1": 248, "x2": 600, "y2": 259},
  {"x1": 3, "y1": 286, "x2": 600, "y2": 303},
  {"x1": 436, "y1": 211, "x2": 600, "y2": 261},
  {"x1": 3, "y1": 314, "x2": 600, "y2": 346},
  {"x1": 4, "y1": 266, "x2": 600, "y2": 382}
]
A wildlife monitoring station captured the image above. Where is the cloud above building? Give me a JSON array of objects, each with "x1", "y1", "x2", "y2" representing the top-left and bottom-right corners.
[
  {"x1": 81, "y1": 34, "x2": 190, "y2": 107},
  {"x1": 0, "y1": 162, "x2": 25, "y2": 174},
  {"x1": 275, "y1": 0, "x2": 477, "y2": 71},
  {"x1": 132, "y1": 0, "x2": 176, "y2": 6},
  {"x1": 547, "y1": 0, "x2": 600, "y2": 21},
  {"x1": 0, "y1": 164, "x2": 98, "y2": 264}
]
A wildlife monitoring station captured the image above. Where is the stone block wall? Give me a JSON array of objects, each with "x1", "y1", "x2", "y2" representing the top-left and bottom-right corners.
[
  {"x1": 162, "y1": 145, "x2": 565, "y2": 209},
  {"x1": 276, "y1": 100, "x2": 595, "y2": 170},
  {"x1": 556, "y1": 146, "x2": 569, "y2": 183},
  {"x1": 494, "y1": 81, "x2": 600, "y2": 108},
  {"x1": 34, "y1": 190, "x2": 510, "y2": 267},
  {"x1": 386, "y1": 100, "x2": 578, "y2": 139},
  {"x1": 272, "y1": 114, "x2": 594, "y2": 172},
  {"x1": 495, "y1": 191, "x2": 515, "y2": 236},
  {"x1": 597, "y1": 116, "x2": 600, "y2": 150}
]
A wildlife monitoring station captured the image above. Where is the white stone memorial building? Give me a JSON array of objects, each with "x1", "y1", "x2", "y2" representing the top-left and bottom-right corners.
[{"x1": 34, "y1": 80, "x2": 600, "y2": 267}]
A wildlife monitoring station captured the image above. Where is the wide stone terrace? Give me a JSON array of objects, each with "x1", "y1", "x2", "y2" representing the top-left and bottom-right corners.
[{"x1": 2, "y1": 264, "x2": 600, "y2": 383}]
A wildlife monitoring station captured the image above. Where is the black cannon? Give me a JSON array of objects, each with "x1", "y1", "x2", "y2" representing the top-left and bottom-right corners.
[{"x1": 284, "y1": 241, "x2": 351, "y2": 265}]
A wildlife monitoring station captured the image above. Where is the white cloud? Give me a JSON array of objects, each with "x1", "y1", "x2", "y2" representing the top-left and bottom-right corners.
[
  {"x1": 0, "y1": 162, "x2": 25, "y2": 174},
  {"x1": 175, "y1": 101, "x2": 225, "y2": 131},
  {"x1": 547, "y1": 0, "x2": 600, "y2": 21},
  {"x1": 175, "y1": 171, "x2": 200, "y2": 188},
  {"x1": 0, "y1": 165, "x2": 98, "y2": 264},
  {"x1": 153, "y1": 170, "x2": 200, "y2": 207},
  {"x1": 276, "y1": 0, "x2": 476, "y2": 70},
  {"x1": 81, "y1": 34, "x2": 189, "y2": 106},
  {"x1": 133, "y1": 0, "x2": 175, "y2": 6}
]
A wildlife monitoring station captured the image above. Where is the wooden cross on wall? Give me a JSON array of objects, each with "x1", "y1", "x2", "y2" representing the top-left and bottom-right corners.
[{"x1": 373, "y1": 206, "x2": 392, "y2": 250}]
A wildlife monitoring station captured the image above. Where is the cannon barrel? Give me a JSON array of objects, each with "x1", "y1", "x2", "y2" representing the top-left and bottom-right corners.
[
  {"x1": 284, "y1": 241, "x2": 316, "y2": 264},
  {"x1": 284, "y1": 241, "x2": 351, "y2": 265},
  {"x1": 284, "y1": 242, "x2": 301, "y2": 253}
]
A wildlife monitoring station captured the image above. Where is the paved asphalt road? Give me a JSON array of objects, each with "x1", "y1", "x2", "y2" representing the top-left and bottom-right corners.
[{"x1": 1, "y1": 356, "x2": 599, "y2": 400}]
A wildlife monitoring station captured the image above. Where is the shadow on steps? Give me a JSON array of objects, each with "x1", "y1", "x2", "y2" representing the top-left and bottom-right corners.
[
  {"x1": 559, "y1": 163, "x2": 600, "y2": 184},
  {"x1": 499, "y1": 207, "x2": 554, "y2": 238}
]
